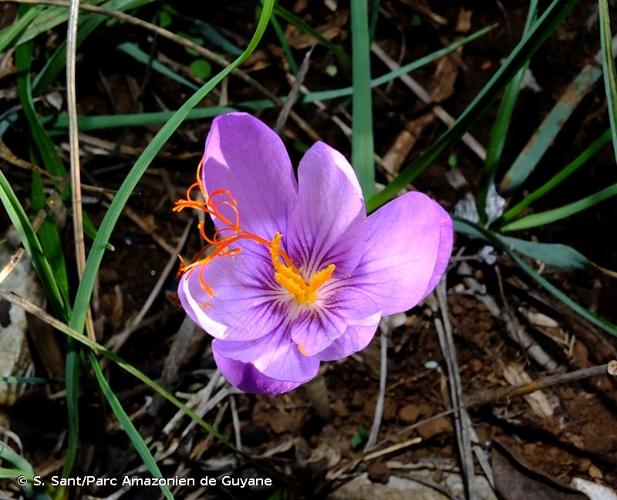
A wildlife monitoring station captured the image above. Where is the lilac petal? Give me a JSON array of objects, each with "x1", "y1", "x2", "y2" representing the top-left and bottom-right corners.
[
  {"x1": 203, "y1": 113, "x2": 297, "y2": 238},
  {"x1": 289, "y1": 307, "x2": 348, "y2": 356},
  {"x1": 212, "y1": 326, "x2": 320, "y2": 383},
  {"x1": 348, "y1": 192, "x2": 453, "y2": 315},
  {"x1": 178, "y1": 245, "x2": 285, "y2": 341},
  {"x1": 287, "y1": 142, "x2": 366, "y2": 276},
  {"x1": 213, "y1": 351, "x2": 302, "y2": 395},
  {"x1": 317, "y1": 313, "x2": 381, "y2": 361}
]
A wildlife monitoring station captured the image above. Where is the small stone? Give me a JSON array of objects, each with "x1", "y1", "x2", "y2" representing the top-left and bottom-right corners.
[
  {"x1": 588, "y1": 465, "x2": 603, "y2": 479},
  {"x1": 398, "y1": 404, "x2": 422, "y2": 425},
  {"x1": 366, "y1": 461, "x2": 389, "y2": 484}
]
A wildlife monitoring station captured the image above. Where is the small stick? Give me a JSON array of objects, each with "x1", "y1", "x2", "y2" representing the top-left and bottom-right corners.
[
  {"x1": 435, "y1": 282, "x2": 476, "y2": 499},
  {"x1": 275, "y1": 47, "x2": 314, "y2": 133},
  {"x1": 230, "y1": 395, "x2": 242, "y2": 452},
  {"x1": 363, "y1": 437, "x2": 422, "y2": 462},
  {"x1": 365, "y1": 319, "x2": 390, "y2": 450}
]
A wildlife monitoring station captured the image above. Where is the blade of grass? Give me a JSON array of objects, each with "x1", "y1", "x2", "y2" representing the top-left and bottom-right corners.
[
  {"x1": 501, "y1": 128, "x2": 611, "y2": 222},
  {"x1": 117, "y1": 42, "x2": 199, "y2": 90},
  {"x1": 46, "y1": 24, "x2": 494, "y2": 131},
  {"x1": 0, "y1": 170, "x2": 68, "y2": 317},
  {"x1": 366, "y1": 0, "x2": 579, "y2": 213},
  {"x1": 14, "y1": 0, "x2": 156, "y2": 45},
  {"x1": 90, "y1": 357, "x2": 172, "y2": 499},
  {"x1": 187, "y1": 17, "x2": 243, "y2": 56},
  {"x1": 0, "y1": 418, "x2": 41, "y2": 496},
  {"x1": 500, "y1": 181, "x2": 617, "y2": 231},
  {"x1": 455, "y1": 217, "x2": 617, "y2": 337},
  {"x1": 273, "y1": 3, "x2": 350, "y2": 65},
  {"x1": 599, "y1": 0, "x2": 617, "y2": 160},
  {"x1": 500, "y1": 35, "x2": 616, "y2": 193},
  {"x1": 0, "y1": 4, "x2": 39, "y2": 52},
  {"x1": 351, "y1": 0, "x2": 375, "y2": 196},
  {"x1": 271, "y1": 14, "x2": 298, "y2": 74},
  {"x1": 478, "y1": 0, "x2": 537, "y2": 220},
  {"x1": 31, "y1": 170, "x2": 69, "y2": 302},
  {"x1": 369, "y1": 0, "x2": 380, "y2": 41}
]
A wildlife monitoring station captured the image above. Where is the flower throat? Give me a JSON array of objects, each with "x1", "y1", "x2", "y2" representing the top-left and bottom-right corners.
[{"x1": 174, "y1": 160, "x2": 335, "y2": 304}]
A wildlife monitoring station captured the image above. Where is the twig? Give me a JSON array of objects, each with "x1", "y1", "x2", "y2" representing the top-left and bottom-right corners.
[
  {"x1": 365, "y1": 318, "x2": 390, "y2": 450},
  {"x1": 434, "y1": 281, "x2": 476, "y2": 499},
  {"x1": 106, "y1": 218, "x2": 192, "y2": 352},
  {"x1": 371, "y1": 43, "x2": 486, "y2": 161},
  {"x1": 230, "y1": 395, "x2": 242, "y2": 452},
  {"x1": 66, "y1": 0, "x2": 97, "y2": 343},
  {"x1": 275, "y1": 47, "x2": 314, "y2": 133},
  {"x1": 363, "y1": 437, "x2": 422, "y2": 462}
]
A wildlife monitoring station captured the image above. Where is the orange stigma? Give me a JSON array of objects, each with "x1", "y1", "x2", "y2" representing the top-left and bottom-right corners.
[{"x1": 173, "y1": 158, "x2": 270, "y2": 296}]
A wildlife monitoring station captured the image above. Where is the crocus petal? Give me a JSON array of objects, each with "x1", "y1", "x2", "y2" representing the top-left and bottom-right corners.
[
  {"x1": 203, "y1": 112, "x2": 297, "y2": 238},
  {"x1": 213, "y1": 351, "x2": 302, "y2": 395},
  {"x1": 317, "y1": 313, "x2": 381, "y2": 361},
  {"x1": 348, "y1": 192, "x2": 453, "y2": 315},
  {"x1": 178, "y1": 246, "x2": 286, "y2": 341},
  {"x1": 212, "y1": 327, "x2": 320, "y2": 383},
  {"x1": 289, "y1": 307, "x2": 348, "y2": 356},
  {"x1": 287, "y1": 142, "x2": 366, "y2": 276}
]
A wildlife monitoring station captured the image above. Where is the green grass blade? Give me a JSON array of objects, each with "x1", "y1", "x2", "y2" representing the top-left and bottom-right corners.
[
  {"x1": 599, "y1": 0, "x2": 617, "y2": 160},
  {"x1": 0, "y1": 6, "x2": 39, "y2": 53},
  {"x1": 16, "y1": 41, "x2": 66, "y2": 178},
  {"x1": 478, "y1": 0, "x2": 537, "y2": 219},
  {"x1": 0, "y1": 444, "x2": 37, "y2": 497},
  {"x1": 501, "y1": 181, "x2": 617, "y2": 231},
  {"x1": 0, "y1": 170, "x2": 67, "y2": 317},
  {"x1": 366, "y1": 0, "x2": 579, "y2": 213},
  {"x1": 15, "y1": 0, "x2": 157, "y2": 46},
  {"x1": 501, "y1": 128, "x2": 611, "y2": 222},
  {"x1": 271, "y1": 14, "x2": 298, "y2": 74},
  {"x1": 188, "y1": 18, "x2": 243, "y2": 56},
  {"x1": 273, "y1": 4, "x2": 350, "y2": 64},
  {"x1": 47, "y1": 24, "x2": 494, "y2": 132},
  {"x1": 116, "y1": 42, "x2": 199, "y2": 90},
  {"x1": 90, "y1": 356, "x2": 173, "y2": 499},
  {"x1": 31, "y1": 172, "x2": 70, "y2": 302},
  {"x1": 455, "y1": 217, "x2": 617, "y2": 337},
  {"x1": 351, "y1": 0, "x2": 375, "y2": 196},
  {"x1": 500, "y1": 40, "x2": 610, "y2": 193},
  {"x1": 69, "y1": 0, "x2": 275, "y2": 342},
  {"x1": 369, "y1": 0, "x2": 380, "y2": 41}
]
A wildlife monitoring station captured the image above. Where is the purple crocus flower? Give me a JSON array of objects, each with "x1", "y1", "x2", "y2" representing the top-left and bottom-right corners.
[{"x1": 175, "y1": 113, "x2": 453, "y2": 395}]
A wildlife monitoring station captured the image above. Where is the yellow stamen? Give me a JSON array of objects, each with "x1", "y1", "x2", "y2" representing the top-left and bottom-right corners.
[{"x1": 269, "y1": 233, "x2": 335, "y2": 305}]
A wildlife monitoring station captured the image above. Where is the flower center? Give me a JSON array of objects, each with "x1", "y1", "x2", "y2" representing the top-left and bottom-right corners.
[
  {"x1": 174, "y1": 159, "x2": 335, "y2": 302},
  {"x1": 269, "y1": 233, "x2": 335, "y2": 305}
]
